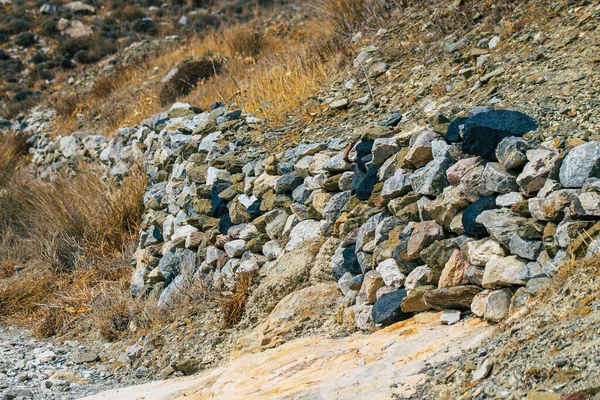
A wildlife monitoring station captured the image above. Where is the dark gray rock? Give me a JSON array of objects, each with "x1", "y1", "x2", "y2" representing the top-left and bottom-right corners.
[
  {"x1": 462, "y1": 195, "x2": 496, "y2": 237},
  {"x1": 371, "y1": 289, "x2": 410, "y2": 325}
]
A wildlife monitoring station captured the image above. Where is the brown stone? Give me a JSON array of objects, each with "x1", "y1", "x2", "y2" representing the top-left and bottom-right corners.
[
  {"x1": 438, "y1": 249, "x2": 470, "y2": 288},
  {"x1": 422, "y1": 285, "x2": 482, "y2": 310}
]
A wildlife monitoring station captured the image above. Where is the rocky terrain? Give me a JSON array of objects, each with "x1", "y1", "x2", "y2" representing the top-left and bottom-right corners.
[{"x1": 3, "y1": 0, "x2": 600, "y2": 399}]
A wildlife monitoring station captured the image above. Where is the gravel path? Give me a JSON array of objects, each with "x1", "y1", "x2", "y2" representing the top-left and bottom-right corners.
[{"x1": 0, "y1": 326, "x2": 123, "y2": 400}]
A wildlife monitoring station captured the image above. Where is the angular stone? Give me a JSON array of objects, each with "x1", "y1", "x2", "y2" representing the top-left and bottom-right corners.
[
  {"x1": 410, "y1": 155, "x2": 453, "y2": 197},
  {"x1": 482, "y1": 255, "x2": 528, "y2": 288},
  {"x1": 264, "y1": 209, "x2": 288, "y2": 240},
  {"x1": 559, "y1": 141, "x2": 600, "y2": 188},
  {"x1": 420, "y1": 238, "x2": 458, "y2": 285},
  {"x1": 516, "y1": 149, "x2": 561, "y2": 196},
  {"x1": 484, "y1": 288, "x2": 512, "y2": 322},
  {"x1": 285, "y1": 219, "x2": 322, "y2": 251},
  {"x1": 462, "y1": 195, "x2": 496, "y2": 237},
  {"x1": 496, "y1": 192, "x2": 524, "y2": 207},
  {"x1": 440, "y1": 309, "x2": 461, "y2": 325},
  {"x1": 275, "y1": 172, "x2": 304, "y2": 194},
  {"x1": 476, "y1": 208, "x2": 543, "y2": 247},
  {"x1": 461, "y1": 110, "x2": 537, "y2": 160},
  {"x1": 375, "y1": 259, "x2": 405, "y2": 288},
  {"x1": 405, "y1": 129, "x2": 439, "y2": 168},
  {"x1": 426, "y1": 186, "x2": 470, "y2": 228},
  {"x1": 447, "y1": 156, "x2": 480, "y2": 186},
  {"x1": 464, "y1": 238, "x2": 506, "y2": 266},
  {"x1": 528, "y1": 189, "x2": 578, "y2": 221},
  {"x1": 509, "y1": 236, "x2": 543, "y2": 261},
  {"x1": 525, "y1": 277, "x2": 552, "y2": 296},
  {"x1": 322, "y1": 152, "x2": 352, "y2": 173},
  {"x1": 572, "y1": 191, "x2": 600, "y2": 217},
  {"x1": 438, "y1": 249, "x2": 470, "y2": 288},
  {"x1": 381, "y1": 169, "x2": 411, "y2": 200},
  {"x1": 423, "y1": 285, "x2": 482, "y2": 310},
  {"x1": 496, "y1": 136, "x2": 530, "y2": 170},
  {"x1": 355, "y1": 165, "x2": 381, "y2": 200},
  {"x1": 262, "y1": 240, "x2": 282, "y2": 260},
  {"x1": 224, "y1": 239, "x2": 246, "y2": 258},
  {"x1": 401, "y1": 285, "x2": 435, "y2": 313},
  {"x1": 372, "y1": 137, "x2": 399, "y2": 165},
  {"x1": 483, "y1": 163, "x2": 519, "y2": 193},
  {"x1": 405, "y1": 265, "x2": 431, "y2": 290},
  {"x1": 322, "y1": 191, "x2": 350, "y2": 222},
  {"x1": 357, "y1": 270, "x2": 385, "y2": 304},
  {"x1": 406, "y1": 221, "x2": 445, "y2": 260}
]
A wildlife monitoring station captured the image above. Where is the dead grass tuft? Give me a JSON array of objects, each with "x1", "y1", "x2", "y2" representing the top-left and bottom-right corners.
[
  {"x1": 222, "y1": 25, "x2": 266, "y2": 58},
  {"x1": 220, "y1": 272, "x2": 255, "y2": 328}
]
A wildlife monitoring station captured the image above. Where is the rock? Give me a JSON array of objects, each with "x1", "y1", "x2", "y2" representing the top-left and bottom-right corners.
[
  {"x1": 482, "y1": 255, "x2": 528, "y2": 288},
  {"x1": 572, "y1": 191, "x2": 600, "y2": 217},
  {"x1": 496, "y1": 192, "x2": 524, "y2": 207},
  {"x1": 355, "y1": 165, "x2": 381, "y2": 200},
  {"x1": 375, "y1": 259, "x2": 405, "y2": 288},
  {"x1": 285, "y1": 220, "x2": 322, "y2": 251},
  {"x1": 447, "y1": 156, "x2": 480, "y2": 185},
  {"x1": 483, "y1": 163, "x2": 519, "y2": 193},
  {"x1": 59, "y1": 136, "x2": 79, "y2": 157},
  {"x1": 438, "y1": 249, "x2": 470, "y2": 288},
  {"x1": 406, "y1": 221, "x2": 445, "y2": 260},
  {"x1": 405, "y1": 129, "x2": 439, "y2": 168},
  {"x1": 459, "y1": 165, "x2": 494, "y2": 202},
  {"x1": 405, "y1": 265, "x2": 431, "y2": 290},
  {"x1": 357, "y1": 270, "x2": 385, "y2": 304},
  {"x1": 72, "y1": 350, "x2": 99, "y2": 364},
  {"x1": 516, "y1": 150, "x2": 561, "y2": 196},
  {"x1": 476, "y1": 208, "x2": 543, "y2": 247},
  {"x1": 410, "y1": 155, "x2": 453, "y2": 196},
  {"x1": 329, "y1": 98, "x2": 349, "y2": 110},
  {"x1": 559, "y1": 141, "x2": 600, "y2": 188},
  {"x1": 528, "y1": 190, "x2": 577, "y2": 222},
  {"x1": 338, "y1": 272, "x2": 354, "y2": 295},
  {"x1": 420, "y1": 239, "x2": 457, "y2": 285},
  {"x1": 371, "y1": 289, "x2": 410, "y2": 325},
  {"x1": 275, "y1": 172, "x2": 303, "y2": 194},
  {"x1": 381, "y1": 169, "x2": 411, "y2": 200},
  {"x1": 64, "y1": 1, "x2": 96, "y2": 14},
  {"x1": 372, "y1": 137, "x2": 399, "y2": 165},
  {"x1": 464, "y1": 238, "x2": 505, "y2": 266},
  {"x1": 525, "y1": 277, "x2": 552, "y2": 295},
  {"x1": 472, "y1": 358, "x2": 493, "y2": 383},
  {"x1": 440, "y1": 309, "x2": 461, "y2": 325},
  {"x1": 401, "y1": 285, "x2": 434, "y2": 313},
  {"x1": 460, "y1": 110, "x2": 537, "y2": 160},
  {"x1": 322, "y1": 191, "x2": 350, "y2": 222},
  {"x1": 462, "y1": 195, "x2": 496, "y2": 237},
  {"x1": 423, "y1": 285, "x2": 482, "y2": 310},
  {"x1": 509, "y1": 235, "x2": 543, "y2": 261},
  {"x1": 323, "y1": 152, "x2": 351, "y2": 173},
  {"x1": 484, "y1": 288, "x2": 512, "y2": 322},
  {"x1": 426, "y1": 186, "x2": 470, "y2": 228},
  {"x1": 264, "y1": 209, "x2": 288, "y2": 240},
  {"x1": 224, "y1": 239, "x2": 246, "y2": 258},
  {"x1": 496, "y1": 137, "x2": 531, "y2": 170}
]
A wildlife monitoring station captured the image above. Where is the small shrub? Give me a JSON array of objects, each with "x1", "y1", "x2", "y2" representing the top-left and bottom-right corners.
[
  {"x1": 132, "y1": 18, "x2": 157, "y2": 34},
  {"x1": 159, "y1": 58, "x2": 223, "y2": 106},
  {"x1": 3, "y1": 17, "x2": 32, "y2": 35},
  {"x1": 56, "y1": 36, "x2": 118, "y2": 65},
  {"x1": 14, "y1": 32, "x2": 36, "y2": 47},
  {"x1": 223, "y1": 25, "x2": 265, "y2": 57},
  {"x1": 29, "y1": 52, "x2": 48, "y2": 64},
  {"x1": 42, "y1": 19, "x2": 59, "y2": 36},
  {"x1": 112, "y1": 5, "x2": 148, "y2": 22}
]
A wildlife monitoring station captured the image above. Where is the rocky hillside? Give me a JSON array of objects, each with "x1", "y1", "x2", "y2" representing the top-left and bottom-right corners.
[{"x1": 2, "y1": 0, "x2": 600, "y2": 399}]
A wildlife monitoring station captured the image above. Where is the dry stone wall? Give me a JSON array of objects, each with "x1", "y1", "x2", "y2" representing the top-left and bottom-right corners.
[{"x1": 27, "y1": 102, "x2": 600, "y2": 331}]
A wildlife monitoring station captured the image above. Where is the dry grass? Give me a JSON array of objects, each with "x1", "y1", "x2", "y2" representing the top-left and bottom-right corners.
[
  {"x1": 220, "y1": 272, "x2": 255, "y2": 328},
  {"x1": 0, "y1": 155, "x2": 147, "y2": 337},
  {"x1": 48, "y1": 15, "x2": 339, "y2": 133}
]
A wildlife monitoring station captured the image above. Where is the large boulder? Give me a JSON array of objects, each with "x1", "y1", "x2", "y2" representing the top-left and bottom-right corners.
[
  {"x1": 559, "y1": 141, "x2": 600, "y2": 188},
  {"x1": 459, "y1": 110, "x2": 537, "y2": 160}
]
